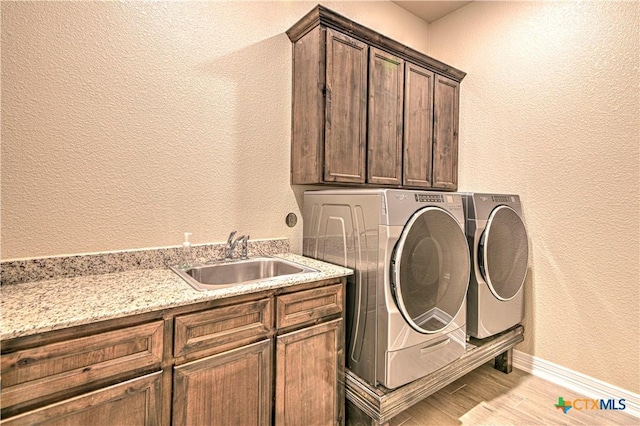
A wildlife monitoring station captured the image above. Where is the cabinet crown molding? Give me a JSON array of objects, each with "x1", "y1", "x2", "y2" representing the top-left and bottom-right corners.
[{"x1": 286, "y1": 4, "x2": 466, "y2": 82}]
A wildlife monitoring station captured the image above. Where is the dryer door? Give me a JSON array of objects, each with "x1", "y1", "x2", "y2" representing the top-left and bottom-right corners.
[
  {"x1": 391, "y1": 207, "x2": 470, "y2": 334},
  {"x1": 478, "y1": 205, "x2": 529, "y2": 301}
]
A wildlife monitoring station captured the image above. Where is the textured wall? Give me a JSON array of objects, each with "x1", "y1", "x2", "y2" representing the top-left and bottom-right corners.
[
  {"x1": 430, "y1": 1, "x2": 639, "y2": 392},
  {"x1": 1, "y1": 1, "x2": 430, "y2": 259},
  {"x1": 5, "y1": 0, "x2": 637, "y2": 396}
]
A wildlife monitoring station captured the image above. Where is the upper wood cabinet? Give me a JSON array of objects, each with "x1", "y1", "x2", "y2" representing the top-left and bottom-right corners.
[
  {"x1": 291, "y1": 26, "x2": 367, "y2": 184},
  {"x1": 325, "y1": 29, "x2": 368, "y2": 184},
  {"x1": 368, "y1": 47, "x2": 404, "y2": 186},
  {"x1": 404, "y1": 65, "x2": 460, "y2": 190},
  {"x1": 287, "y1": 5, "x2": 465, "y2": 191},
  {"x1": 403, "y1": 62, "x2": 435, "y2": 188},
  {"x1": 433, "y1": 74, "x2": 460, "y2": 190}
]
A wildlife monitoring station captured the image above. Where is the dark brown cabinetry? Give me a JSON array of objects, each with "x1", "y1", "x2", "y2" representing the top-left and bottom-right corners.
[
  {"x1": 173, "y1": 340, "x2": 272, "y2": 426},
  {"x1": 171, "y1": 298, "x2": 274, "y2": 426},
  {"x1": 368, "y1": 47, "x2": 404, "y2": 186},
  {"x1": 404, "y1": 66, "x2": 460, "y2": 190},
  {"x1": 291, "y1": 27, "x2": 367, "y2": 184},
  {"x1": 2, "y1": 374, "x2": 162, "y2": 426},
  {"x1": 275, "y1": 319, "x2": 343, "y2": 425},
  {"x1": 403, "y1": 62, "x2": 435, "y2": 188},
  {"x1": 274, "y1": 283, "x2": 345, "y2": 425},
  {"x1": 433, "y1": 75, "x2": 460, "y2": 190},
  {"x1": 0, "y1": 321, "x2": 164, "y2": 422},
  {"x1": 324, "y1": 29, "x2": 368, "y2": 184},
  {"x1": 1, "y1": 278, "x2": 345, "y2": 426},
  {"x1": 287, "y1": 5, "x2": 465, "y2": 191}
]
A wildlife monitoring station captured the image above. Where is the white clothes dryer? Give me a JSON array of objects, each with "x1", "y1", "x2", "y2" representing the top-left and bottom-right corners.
[
  {"x1": 462, "y1": 193, "x2": 529, "y2": 339},
  {"x1": 303, "y1": 189, "x2": 470, "y2": 389}
]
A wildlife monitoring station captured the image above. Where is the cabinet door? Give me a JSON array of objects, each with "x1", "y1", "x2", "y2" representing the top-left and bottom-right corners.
[
  {"x1": 432, "y1": 74, "x2": 460, "y2": 190},
  {"x1": 173, "y1": 339, "x2": 271, "y2": 426},
  {"x1": 368, "y1": 47, "x2": 404, "y2": 186},
  {"x1": 291, "y1": 26, "x2": 324, "y2": 184},
  {"x1": 324, "y1": 28, "x2": 367, "y2": 184},
  {"x1": 403, "y1": 62, "x2": 435, "y2": 188},
  {"x1": 275, "y1": 318, "x2": 344, "y2": 426},
  {"x1": 1, "y1": 372, "x2": 162, "y2": 426}
]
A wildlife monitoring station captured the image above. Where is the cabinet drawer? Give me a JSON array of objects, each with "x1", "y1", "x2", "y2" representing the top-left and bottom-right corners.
[
  {"x1": 174, "y1": 298, "x2": 272, "y2": 361},
  {"x1": 1, "y1": 321, "x2": 163, "y2": 415},
  {"x1": 276, "y1": 283, "x2": 343, "y2": 330}
]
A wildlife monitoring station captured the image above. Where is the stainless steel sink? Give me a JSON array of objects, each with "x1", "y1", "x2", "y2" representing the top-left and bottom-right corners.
[{"x1": 170, "y1": 256, "x2": 318, "y2": 291}]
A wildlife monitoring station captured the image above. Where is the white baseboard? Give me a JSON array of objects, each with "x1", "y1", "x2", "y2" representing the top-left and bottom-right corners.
[{"x1": 513, "y1": 350, "x2": 640, "y2": 419}]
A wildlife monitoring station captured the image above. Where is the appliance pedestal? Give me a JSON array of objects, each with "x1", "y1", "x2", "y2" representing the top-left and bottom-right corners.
[{"x1": 345, "y1": 325, "x2": 524, "y2": 425}]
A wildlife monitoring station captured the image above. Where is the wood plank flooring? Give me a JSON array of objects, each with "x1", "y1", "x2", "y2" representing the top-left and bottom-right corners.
[{"x1": 387, "y1": 362, "x2": 638, "y2": 425}]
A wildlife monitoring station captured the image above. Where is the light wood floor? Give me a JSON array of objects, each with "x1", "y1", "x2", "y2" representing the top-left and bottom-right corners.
[{"x1": 387, "y1": 362, "x2": 638, "y2": 426}]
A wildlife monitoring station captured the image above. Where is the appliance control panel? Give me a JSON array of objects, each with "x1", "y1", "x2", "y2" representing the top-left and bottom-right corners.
[
  {"x1": 413, "y1": 193, "x2": 462, "y2": 209},
  {"x1": 414, "y1": 193, "x2": 463, "y2": 209},
  {"x1": 491, "y1": 195, "x2": 515, "y2": 203},
  {"x1": 415, "y1": 194, "x2": 444, "y2": 203}
]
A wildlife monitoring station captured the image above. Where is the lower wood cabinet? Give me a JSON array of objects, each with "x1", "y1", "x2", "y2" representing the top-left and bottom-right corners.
[
  {"x1": 1, "y1": 372, "x2": 162, "y2": 426},
  {"x1": 1, "y1": 277, "x2": 345, "y2": 426},
  {"x1": 1, "y1": 320, "x2": 164, "y2": 421},
  {"x1": 173, "y1": 281, "x2": 345, "y2": 425},
  {"x1": 276, "y1": 318, "x2": 344, "y2": 425},
  {"x1": 173, "y1": 339, "x2": 272, "y2": 426}
]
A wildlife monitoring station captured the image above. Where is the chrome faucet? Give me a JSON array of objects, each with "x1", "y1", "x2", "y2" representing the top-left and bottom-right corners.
[{"x1": 226, "y1": 231, "x2": 248, "y2": 260}]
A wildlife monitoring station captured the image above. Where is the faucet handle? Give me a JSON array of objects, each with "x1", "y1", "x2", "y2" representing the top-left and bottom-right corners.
[
  {"x1": 240, "y1": 235, "x2": 250, "y2": 259},
  {"x1": 227, "y1": 230, "x2": 237, "y2": 244}
]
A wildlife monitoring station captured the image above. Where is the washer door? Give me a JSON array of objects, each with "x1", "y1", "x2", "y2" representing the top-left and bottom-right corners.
[
  {"x1": 478, "y1": 205, "x2": 529, "y2": 301},
  {"x1": 391, "y1": 207, "x2": 470, "y2": 334}
]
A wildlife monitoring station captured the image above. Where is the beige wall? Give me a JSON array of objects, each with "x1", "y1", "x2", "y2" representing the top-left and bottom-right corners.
[
  {"x1": 3, "y1": 0, "x2": 638, "y2": 394},
  {"x1": 1, "y1": 0, "x2": 429, "y2": 259},
  {"x1": 430, "y1": 1, "x2": 639, "y2": 392}
]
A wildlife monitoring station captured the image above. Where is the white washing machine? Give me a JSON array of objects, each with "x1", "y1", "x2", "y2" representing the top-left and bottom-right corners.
[
  {"x1": 462, "y1": 193, "x2": 529, "y2": 339},
  {"x1": 303, "y1": 189, "x2": 470, "y2": 389}
]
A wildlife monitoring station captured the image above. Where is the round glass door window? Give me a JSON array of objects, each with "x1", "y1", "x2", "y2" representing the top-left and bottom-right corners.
[
  {"x1": 392, "y1": 207, "x2": 470, "y2": 334},
  {"x1": 478, "y1": 205, "x2": 529, "y2": 301}
]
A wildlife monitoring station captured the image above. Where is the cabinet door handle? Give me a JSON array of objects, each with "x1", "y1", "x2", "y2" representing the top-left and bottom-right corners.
[
  {"x1": 419, "y1": 338, "x2": 450, "y2": 355},
  {"x1": 326, "y1": 87, "x2": 332, "y2": 120}
]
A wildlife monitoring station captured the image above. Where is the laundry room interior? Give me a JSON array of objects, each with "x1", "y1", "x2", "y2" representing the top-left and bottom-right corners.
[{"x1": 1, "y1": 1, "x2": 638, "y2": 425}]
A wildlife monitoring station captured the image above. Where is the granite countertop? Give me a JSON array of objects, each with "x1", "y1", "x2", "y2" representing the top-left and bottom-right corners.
[{"x1": 0, "y1": 254, "x2": 352, "y2": 341}]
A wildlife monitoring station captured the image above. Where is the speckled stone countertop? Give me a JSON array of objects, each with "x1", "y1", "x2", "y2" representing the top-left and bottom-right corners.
[{"x1": 1, "y1": 253, "x2": 352, "y2": 341}]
